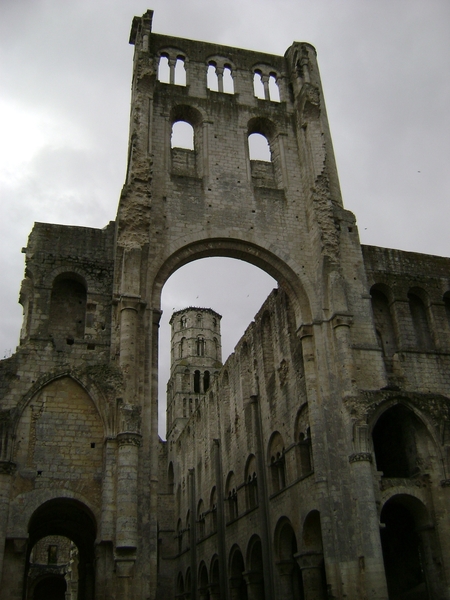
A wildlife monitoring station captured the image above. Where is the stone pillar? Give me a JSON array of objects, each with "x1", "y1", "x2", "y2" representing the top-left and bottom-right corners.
[
  {"x1": 168, "y1": 58, "x2": 176, "y2": 85},
  {"x1": 275, "y1": 560, "x2": 295, "y2": 600},
  {"x1": 243, "y1": 571, "x2": 264, "y2": 600},
  {"x1": 261, "y1": 74, "x2": 270, "y2": 100},
  {"x1": 229, "y1": 577, "x2": 244, "y2": 600},
  {"x1": 0, "y1": 537, "x2": 28, "y2": 600},
  {"x1": 115, "y1": 431, "x2": 141, "y2": 582},
  {"x1": 332, "y1": 315, "x2": 356, "y2": 397},
  {"x1": 0, "y1": 462, "x2": 15, "y2": 578},
  {"x1": 213, "y1": 440, "x2": 230, "y2": 600},
  {"x1": 250, "y1": 396, "x2": 275, "y2": 600},
  {"x1": 216, "y1": 66, "x2": 224, "y2": 93},
  {"x1": 208, "y1": 583, "x2": 221, "y2": 600},
  {"x1": 119, "y1": 296, "x2": 140, "y2": 403},
  {"x1": 348, "y1": 443, "x2": 389, "y2": 599},
  {"x1": 295, "y1": 552, "x2": 326, "y2": 600}
]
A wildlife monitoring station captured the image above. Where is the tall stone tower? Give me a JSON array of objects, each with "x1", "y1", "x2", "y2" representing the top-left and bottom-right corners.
[
  {"x1": 166, "y1": 307, "x2": 222, "y2": 437},
  {"x1": 0, "y1": 9, "x2": 450, "y2": 600}
]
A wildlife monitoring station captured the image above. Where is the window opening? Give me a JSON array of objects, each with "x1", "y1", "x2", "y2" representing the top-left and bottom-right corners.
[
  {"x1": 253, "y1": 71, "x2": 265, "y2": 99},
  {"x1": 248, "y1": 133, "x2": 271, "y2": 162},
  {"x1": 194, "y1": 370, "x2": 201, "y2": 393},
  {"x1": 174, "y1": 57, "x2": 186, "y2": 86},
  {"x1": 268, "y1": 74, "x2": 280, "y2": 102},
  {"x1": 171, "y1": 121, "x2": 194, "y2": 150},
  {"x1": 207, "y1": 63, "x2": 218, "y2": 91},
  {"x1": 196, "y1": 336, "x2": 205, "y2": 356},
  {"x1": 203, "y1": 370, "x2": 210, "y2": 392},
  {"x1": 158, "y1": 55, "x2": 170, "y2": 83},
  {"x1": 223, "y1": 66, "x2": 234, "y2": 94}
]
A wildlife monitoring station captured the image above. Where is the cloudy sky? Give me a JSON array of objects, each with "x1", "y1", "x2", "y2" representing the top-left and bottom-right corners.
[{"x1": 1, "y1": 0, "x2": 449, "y2": 435}]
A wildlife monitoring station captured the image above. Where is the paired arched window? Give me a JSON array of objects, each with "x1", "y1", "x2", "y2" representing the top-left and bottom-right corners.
[
  {"x1": 253, "y1": 70, "x2": 280, "y2": 102},
  {"x1": 268, "y1": 432, "x2": 286, "y2": 493},
  {"x1": 225, "y1": 471, "x2": 238, "y2": 521},
  {"x1": 158, "y1": 54, "x2": 186, "y2": 86},
  {"x1": 245, "y1": 454, "x2": 258, "y2": 510},
  {"x1": 207, "y1": 62, "x2": 234, "y2": 94}
]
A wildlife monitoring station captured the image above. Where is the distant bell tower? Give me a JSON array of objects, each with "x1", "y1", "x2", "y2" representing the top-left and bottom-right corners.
[{"x1": 166, "y1": 307, "x2": 222, "y2": 438}]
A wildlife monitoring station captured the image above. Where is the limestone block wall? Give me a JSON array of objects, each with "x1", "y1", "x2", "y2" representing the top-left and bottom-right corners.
[{"x1": 363, "y1": 244, "x2": 450, "y2": 394}]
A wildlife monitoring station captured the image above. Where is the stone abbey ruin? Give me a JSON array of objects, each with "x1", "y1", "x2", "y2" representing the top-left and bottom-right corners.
[{"x1": 1, "y1": 9, "x2": 450, "y2": 600}]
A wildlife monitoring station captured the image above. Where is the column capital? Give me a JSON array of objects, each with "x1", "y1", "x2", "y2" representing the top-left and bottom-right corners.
[{"x1": 117, "y1": 432, "x2": 142, "y2": 447}]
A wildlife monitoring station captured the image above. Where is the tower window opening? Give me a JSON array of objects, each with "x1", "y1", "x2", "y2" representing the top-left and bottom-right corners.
[
  {"x1": 171, "y1": 121, "x2": 194, "y2": 150},
  {"x1": 204, "y1": 370, "x2": 210, "y2": 392},
  {"x1": 174, "y1": 57, "x2": 186, "y2": 86},
  {"x1": 207, "y1": 63, "x2": 218, "y2": 91},
  {"x1": 223, "y1": 66, "x2": 234, "y2": 94},
  {"x1": 268, "y1": 74, "x2": 280, "y2": 102},
  {"x1": 158, "y1": 55, "x2": 170, "y2": 83},
  {"x1": 253, "y1": 71, "x2": 265, "y2": 99},
  {"x1": 248, "y1": 133, "x2": 271, "y2": 162},
  {"x1": 196, "y1": 336, "x2": 205, "y2": 356},
  {"x1": 194, "y1": 370, "x2": 201, "y2": 393}
]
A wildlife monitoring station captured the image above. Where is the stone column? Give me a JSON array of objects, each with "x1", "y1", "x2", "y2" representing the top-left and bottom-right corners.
[
  {"x1": 216, "y1": 66, "x2": 224, "y2": 93},
  {"x1": 331, "y1": 315, "x2": 356, "y2": 398},
  {"x1": 229, "y1": 577, "x2": 244, "y2": 600},
  {"x1": 348, "y1": 441, "x2": 389, "y2": 600},
  {"x1": 295, "y1": 552, "x2": 326, "y2": 600},
  {"x1": 243, "y1": 570, "x2": 264, "y2": 600},
  {"x1": 208, "y1": 583, "x2": 221, "y2": 600},
  {"x1": 0, "y1": 462, "x2": 15, "y2": 578},
  {"x1": 115, "y1": 431, "x2": 141, "y2": 579},
  {"x1": 275, "y1": 560, "x2": 295, "y2": 600},
  {"x1": 119, "y1": 296, "x2": 140, "y2": 404},
  {"x1": 261, "y1": 74, "x2": 270, "y2": 100}
]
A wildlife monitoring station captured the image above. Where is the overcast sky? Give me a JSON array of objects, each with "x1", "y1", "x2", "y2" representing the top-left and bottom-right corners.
[{"x1": 1, "y1": 0, "x2": 449, "y2": 436}]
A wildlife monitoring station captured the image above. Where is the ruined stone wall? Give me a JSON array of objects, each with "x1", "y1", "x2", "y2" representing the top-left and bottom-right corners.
[{"x1": 363, "y1": 244, "x2": 450, "y2": 394}]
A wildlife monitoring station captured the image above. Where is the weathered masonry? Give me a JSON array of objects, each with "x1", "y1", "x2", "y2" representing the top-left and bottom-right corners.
[{"x1": 1, "y1": 9, "x2": 450, "y2": 600}]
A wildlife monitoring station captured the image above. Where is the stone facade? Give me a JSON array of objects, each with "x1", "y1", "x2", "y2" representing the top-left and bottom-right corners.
[{"x1": 0, "y1": 9, "x2": 449, "y2": 600}]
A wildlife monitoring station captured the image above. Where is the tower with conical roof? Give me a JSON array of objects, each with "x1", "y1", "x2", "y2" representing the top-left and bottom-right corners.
[{"x1": 166, "y1": 307, "x2": 222, "y2": 438}]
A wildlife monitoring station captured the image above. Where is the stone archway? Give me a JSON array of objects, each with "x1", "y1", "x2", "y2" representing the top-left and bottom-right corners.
[
  {"x1": 25, "y1": 498, "x2": 97, "y2": 600},
  {"x1": 380, "y1": 494, "x2": 446, "y2": 600}
]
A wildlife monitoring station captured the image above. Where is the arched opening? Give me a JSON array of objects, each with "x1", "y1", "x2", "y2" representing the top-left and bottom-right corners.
[
  {"x1": 248, "y1": 133, "x2": 271, "y2": 162},
  {"x1": 171, "y1": 120, "x2": 194, "y2": 150},
  {"x1": 174, "y1": 57, "x2": 186, "y2": 86},
  {"x1": 253, "y1": 71, "x2": 265, "y2": 99},
  {"x1": 225, "y1": 471, "x2": 238, "y2": 522},
  {"x1": 299, "y1": 511, "x2": 327, "y2": 600},
  {"x1": 372, "y1": 404, "x2": 433, "y2": 479},
  {"x1": 229, "y1": 545, "x2": 247, "y2": 600},
  {"x1": 197, "y1": 499, "x2": 205, "y2": 539},
  {"x1": 380, "y1": 495, "x2": 445, "y2": 599},
  {"x1": 246, "y1": 535, "x2": 265, "y2": 599},
  {"x1": 274, "y1": 518, "x2": 304, "y2": 600},
  {"x1": 31, "y1": 575, "x2": 67, "y2": 600},
  {"x1": 207, "y1": 63, "x2": 219, "y2": 91},
  {"x1": 158, "y1": 54, "x2": 170, "y2": 83},
  {"x1": 295, "y1": 405, "x2": 312, "y2": 478},
  {"x1": 49, "y1": 273, "x2": 87, "y2": 343},
  {"x1": 268, "y1": 74, "x2": 280, "y2": 102},
  {"x1": 244, "y1": 454, "x2": 258, "y2": 510},
  {"x1": 408, "y1": 289, "x2": 433, "y2": 351},
  {"x1": 159, "y1": 256, "x2": 280, "y2": 437},
  {"x1": 370, "y1": 285, "x2": 397, "y2": 371},
  {"x1": 198, "y1": 561, "x2": 210, "y2": 600},
  {"x1": 25, "y1": 498, "x2": 96, "y2": 600},
  {"x1": 210, "y1": 555, "x2": 220, "y2": 598},
  {"x1": 209, "y1": 486, "x2": 218, "y2": 534},
  {"x1": 268, "y1": 431, "x2": 286, "y2": 493}
]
